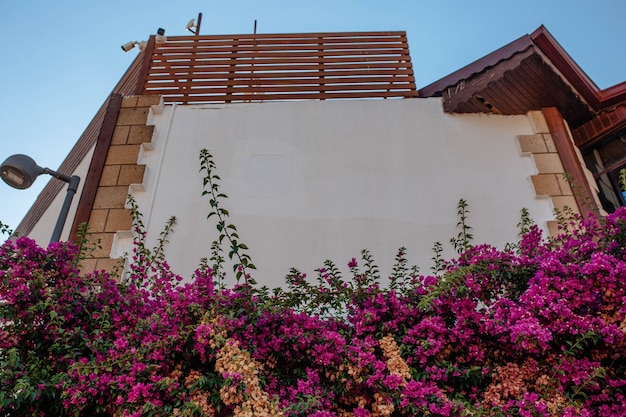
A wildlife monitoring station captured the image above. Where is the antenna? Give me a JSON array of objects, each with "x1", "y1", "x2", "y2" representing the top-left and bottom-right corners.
[
  {"x1": 196, "y1": 12, "x2": 202, "y2": 35},
  {"x1": 254, "y1": 19, "x2": 257, "y2": 35}
]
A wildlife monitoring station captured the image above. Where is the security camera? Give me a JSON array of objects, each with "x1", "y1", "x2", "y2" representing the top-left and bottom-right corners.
[
  {"x1": 121, "y1": 41, "x2": 136, "y2": 52},
  {"x1": 121, "y1": 40, "x2": 148, "y2": 53},
  {"x1": 155, "y1": 27, "x2": 166, "y2": 44}
]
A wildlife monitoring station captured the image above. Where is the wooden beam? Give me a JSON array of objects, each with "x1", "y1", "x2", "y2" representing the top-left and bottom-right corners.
[
  {"x1": 542, "y1": 107, "x2": 598, "y2": 219},
  {"x1": 69, "y1": 93, "x2": 123, "y2": 243},
  {"x1": 135, "y1": 35, "x2": 156, "y2": 95}
]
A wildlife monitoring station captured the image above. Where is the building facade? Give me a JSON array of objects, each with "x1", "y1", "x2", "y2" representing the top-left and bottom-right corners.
[{"x1": 14, "y1": 27, "x2": 626, "y2": 286}]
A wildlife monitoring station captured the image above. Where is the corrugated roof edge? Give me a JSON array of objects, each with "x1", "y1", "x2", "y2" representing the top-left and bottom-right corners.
[{"x1": 417, "y1": 34, "x2": 533, "y2": 98}]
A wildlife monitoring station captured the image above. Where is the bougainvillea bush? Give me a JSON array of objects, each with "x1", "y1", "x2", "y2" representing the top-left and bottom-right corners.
[{"x1": 1, "y1": 159, "x2": 626, "y2": 416}]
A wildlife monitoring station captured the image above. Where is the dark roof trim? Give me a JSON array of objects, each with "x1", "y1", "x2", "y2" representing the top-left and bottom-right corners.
[{"x1": 599, "y1": 81, "x2": 626, "y2": 108}]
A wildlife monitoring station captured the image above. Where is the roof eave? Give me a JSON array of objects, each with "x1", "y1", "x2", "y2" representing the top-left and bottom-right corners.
[
  {"x1": 529, "y1": 25, "x2": 601, "y2": 109},
  {"x1": 420, "y1": 25, "x2": 626, "y2": 112}
]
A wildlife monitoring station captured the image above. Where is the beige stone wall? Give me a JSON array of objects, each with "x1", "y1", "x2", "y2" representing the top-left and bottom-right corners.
[
  {"x1": 80, "y1": 95, "x2": 159, "y2": 274},
  {"x1": 518, "y1": 111, "x2": 579, "y2": 236}
]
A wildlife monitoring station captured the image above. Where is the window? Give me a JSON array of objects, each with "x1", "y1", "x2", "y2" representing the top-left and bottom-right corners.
[{"x1": 582, "y1": 127, "x2": 626, "y2": 213}]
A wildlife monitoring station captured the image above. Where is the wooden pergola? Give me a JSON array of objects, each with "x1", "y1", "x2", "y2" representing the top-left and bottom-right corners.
[{"x1": 135, "y1": 31, "x2": 419, "y2": 103}]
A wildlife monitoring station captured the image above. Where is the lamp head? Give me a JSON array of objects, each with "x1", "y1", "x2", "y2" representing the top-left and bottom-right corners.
[
  {"x1": 186, "y1": 19, "x2": 196, "y2": 33},
  {"x1": 0, "y1": 154, "x2": 44, "y2": 189}
]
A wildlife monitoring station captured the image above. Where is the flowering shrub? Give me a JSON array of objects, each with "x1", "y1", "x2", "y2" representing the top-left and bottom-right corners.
[{"x1": 1, "y1": 154, "x2": 625, "y2": 416}]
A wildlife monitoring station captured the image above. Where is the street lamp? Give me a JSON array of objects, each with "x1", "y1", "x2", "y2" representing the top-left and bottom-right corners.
[{"x1": 0, "y1": 154, "x2": 81, "y2": 243}]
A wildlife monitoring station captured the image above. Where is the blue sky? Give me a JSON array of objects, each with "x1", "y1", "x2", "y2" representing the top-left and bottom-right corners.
[{"x1": 0, "y1": 0, "x2": 624, "y2": 231}]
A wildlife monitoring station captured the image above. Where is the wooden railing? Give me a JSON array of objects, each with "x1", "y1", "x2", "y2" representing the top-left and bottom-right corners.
[{"x1": 141, "y1": 31, "x2": 418, "y2": 103}]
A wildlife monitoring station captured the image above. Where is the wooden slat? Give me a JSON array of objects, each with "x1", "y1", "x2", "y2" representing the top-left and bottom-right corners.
[
  {"x1": 151, "y1": 82, "x2": 414, "y2": 94},
  {"x1": 146, "y1": 74, "x2": 414, "y2": 87},
  {"x1": 148, "y1": 61, "x2": 411, "y2": 74},
  {"x1": 154, "y1": 42, "x2": 407, "y2": 54},
  {"x1": 146, "y1": 68, "x2": 414, "y2": 80},
  {"x1": 163, "y1": 32, "x2": 407, "y2": 43},
  {"x1": 156, "y1": 43, "x2": 408, "y2": 52},
  {"x1": 160, "y1": 90, "x2": 418, "y2": 104},
  {"x1": 156, "y1": 37, "x2": 408, "y2": 53},
  {"x1": 141, "y1": 31, "x2": 417, "y2": 103},
  {"x1": 149, "y1": 57, "x2": 411, "y2": 71},
  {"x1": 152, "y1": 50, "x2": 408, "y2": 62}
]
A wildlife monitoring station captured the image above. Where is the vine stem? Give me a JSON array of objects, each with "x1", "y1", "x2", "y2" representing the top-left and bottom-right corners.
[{"x1": 199, "y1": 149, "x2": 256, "y2": 289}]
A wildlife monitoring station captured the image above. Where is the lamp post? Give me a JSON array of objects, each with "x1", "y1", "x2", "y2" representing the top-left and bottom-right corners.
[{"x1": 0, "y1": 154, "x2": 80, "y2": 243}]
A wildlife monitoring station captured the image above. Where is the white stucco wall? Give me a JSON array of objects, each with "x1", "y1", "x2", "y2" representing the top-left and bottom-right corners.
[
  {"x1": 114, "y1": 98, "x2": 554, "y2": 287},
  {"x1": 27, "y1": 145, "x2": 95, "y2": 245}
]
